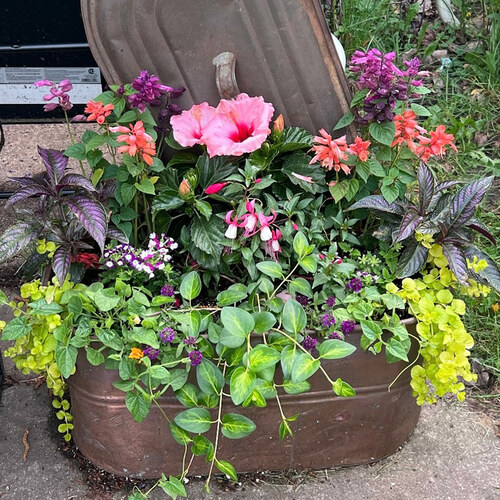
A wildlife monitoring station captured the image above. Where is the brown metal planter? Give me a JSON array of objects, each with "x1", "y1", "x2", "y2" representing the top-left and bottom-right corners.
[{"x1": 68, "y1": 319, "x2": 421, "y2": 478}]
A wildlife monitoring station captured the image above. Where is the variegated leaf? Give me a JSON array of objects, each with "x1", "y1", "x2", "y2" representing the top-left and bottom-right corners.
[
  {"x1": 394, "y1": 211, "x2": 424, "y2": 243},
  {"x1": 396, "y1": 239, "x2": 428, "y2": 278},
  {"x1": 6, "y1": 185, "x2": 54, "y2": 207},
  {"x1": 0, "y1": 222, "x2": 39, "y2": 262},
  {"x1": 64, "y1": 195, "x2": 107, "y2": 252},
  {"x1": 37, "y1": 147, "x2": 68, "y2": 185},
  {"x1": 441, "y1": 243, "x2": 469, "y2": 284},
  {"x1": 52, "y1": 246, "x2": 71, "y2": 284},
  {"x1": 417, "y1": 162, "x2": 434, "y2": 213},
  {"x1": 347, "y1": 195, "x2": 404, "y2": 215},
  {"x1": 57, "y1": 174, "x2": 96, "y2": 193}
]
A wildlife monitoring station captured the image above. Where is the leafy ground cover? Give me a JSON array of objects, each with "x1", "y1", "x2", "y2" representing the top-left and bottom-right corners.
[{"x1": 323, "y1": 0, "x2": 500, "y2": 385}]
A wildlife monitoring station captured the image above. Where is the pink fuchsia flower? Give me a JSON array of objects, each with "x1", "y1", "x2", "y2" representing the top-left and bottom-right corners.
[
  {"x1": 310, "y1": 130, "x2": 350, "y2": 174},
  {"x1": 266, "y1": 228, "x2": 282, "y2": 260},
  {"x1": 34, "y1": 79, "x2": 73, "y2": 112},
  {"x1": 291, "y1": 172, "x2": 314, "y2": 183},
  {"x1": 171, "y1": 102, "x2": 217, "y2": 147},
  {"x1": 205, "y1": 182, "x2": 227, "y2": 195},
  {"x1": 257, "y1": 211, "x2": 277, "y2": 241},
  {"x1": 347, "y1": 137, "x2": 371, "y2": 162},
  {"x1": 241, "y1": 200, "x2": 258, "y2": 236},
  {"x1": 224, "y1": 210, "x2": 241, "y2": 239},
  {"x1": 203, "y1": 93, "x2": 274, "y2": 157}
]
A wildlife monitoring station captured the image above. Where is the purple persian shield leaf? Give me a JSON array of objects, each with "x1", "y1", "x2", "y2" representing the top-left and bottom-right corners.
[
  {"x1": 396, "y1": 239, "x2": 429, "y2": 278},
  {"x1": 8, "y1": 176, "x2": 41, "y2": 187},
  {"x1": 417, "y1": 162, "x2": 434, "y2": 213},
  {"x1": 463, "y1": 245, "x2": 500, "y2": 292},
  {"x1": 52, "y1": 245, "x2": 71, "y2": 284},
  {"x1": 37, "y1": 147, "x2": 68, "y2": 185},
  {"x1": 0, "y1": 222, "x2": 39, "y2": 263},
  {"x1": 347, "y1": 195, "x2": 404, "y2": 214},
  {"x1": 64, "y1": 195, "x2": 107, "y2": 252},
  {"x1": 106, "y1": 226, "x2": 129, "y2": 244},
  {"x1": 393, "y1": 211, "x2": 424, "y2": 243},
  {"x1": 57, "y1": 174, "x2": 96, "y2": 193},
  {"x1": 5, "y1": 185, "x2": 54, "y2": 207},
  {"x1": 441, "y1": 242, "x2": 468, "y2": 284},
  {"x1": 466, "y1": 219, "x2": 496, "y2": 245},
  {"x1": 449, "y1": 176, "x2": 494, "y2": 227},
  {"x1": 435, "y1": 180, "x2": 460, "y2": 193}
]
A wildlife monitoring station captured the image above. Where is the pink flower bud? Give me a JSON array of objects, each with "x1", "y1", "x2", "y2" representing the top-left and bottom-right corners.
[
  {"x1": 255, "y1": 178, "x2": 262, "y2": 184},
  {"x1": 292, "y1": 222, "x2": 299, "y2": 231},
  {"x1": 319, "y1": 254, "x2": 324, "y2": 259},
  {"x1": 205, "y1": 182, "x2": 227, "y2": 195}
]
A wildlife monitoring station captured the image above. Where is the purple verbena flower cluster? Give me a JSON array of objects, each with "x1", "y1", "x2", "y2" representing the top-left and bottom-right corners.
[
  {"x1": 188, "y1": 350, "x2": 203, "y2": 366},
  {"x1": 321, "y1": 313, "x2": 336, "y2": 328},
  {"x1": 128, "y1": 70, "x2": 184, "y2": 112},
  {"x1": 34, "y1": 79, "x2": 73, "y2": 112},
  {"x1": 302, "y1": 336, "x2": 317, "y2": 351},
  {"x1": 296, "y1": 295, "x2": 309, "y2": 306},
  {"x1": 341, "y1": 320, "x2": 356, "y2": 334},
  {"x1": 346, "y1": 277, "x2": 363, "y2": 293},
  {"x1": 349, "y1": 49, "x2": 428, "y2": 123},
  {"x1": 325, "y1": 296, "x2": 336, "y2": 307},
  {"x1": 184, "y1": 336, "x2": 197, "y2": 346},
  {"x1": 328, "y1": 331, "x2": 343, "y2": 340},
  {"x1": 103, "y1": 233, "x2": 177, "y2": 279},
  {"x1": 161, "y1": 284, "x2": 175, "y2": 297},
  {"x1": 143, "y1": 346, "x2": 160, "y2": 360},
  {"x1": 159, "y1": 327, "x2": 175, "y2": 343}
]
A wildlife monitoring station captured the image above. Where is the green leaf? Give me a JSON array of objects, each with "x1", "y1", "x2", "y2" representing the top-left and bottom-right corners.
[
  {"x1": 196, "y1": 359, "x2": 225, "y2": 395},
  {"x1": 191, "y1": 435, "x2": 214, "y2": 458},
  {"x1": 360, "y1": 319, "x2": 382, "y2": 341},
  {"x1": 1, "y1": 317, "x2": 31, "y2": 340},
  {"x1": 332, "y1": 378, "x2": 356, "y2": 397},
  {"x1": 64, "y1": 143, "x2": 87, "y2": 160},
  {"x1": 55, "y1": 344, "x2": 78, "y2": 378},
  {"x1": 159, "y1": 474, "x2": 187, "y2": 499},
  {"x1": 85, "y1": 134, "x2": 108, "y2": 151},
  {"x1": 149, "y1": 365, "x2": 171, "y2": 383},
  {"x1": 329, "y1": 179, "x2": 350, "y2": 203},
  {"x1": 120, "y1": 182, "x2": 137, "y2": 206},
  {"x1": 278, "y1": 127, "x2": 313, "y2": 152},
  {"x1": 281, "y1": 345, "x2": 300, "y2": 379},
  {"x1": 195, "y1": 200, "x2": 212, "y2": 220},
  {"x1": 112, "y1": 380, "x2": 134, "y2": 392},
  {"x1": 283, "y1": 380, "x2": 311, "y2": 394},
  {"x1": 67, "y1": 295, "x2": 83, "y2": 316},
  {"x1": 298, "y1": 255, "x2": 317, "y2": 273},
  {"x1": 291, "y1": 353, "x2": 320, "y2": 383},
  {"x1": 282, "y1": 152, "x2": 326, "y2": 194},
  {"x1": 190, "y1": 215, "x2": 225, "y2": 257},
  {"x1": 86, "y1": 347, "x2": 105, "y2": 366},
  {"x1": 135, "y1": 178, "x2": 155, "y2": 195},
  {"x1": 169, "y1": 423, "x2": 192, "y2": 446},
  {"x1": 179, "y1": 271, "x2": 202, "y2": 301},
  {"x1": 410, "y1": 103, "x2": 432, "y2": 116},
  {"x1": 252, "y1": 311, "x2": 276, "y2": 334},
  {"x1": 215, "y1": 459, "x2": 238, "y2": 481},
  {"x1": 293, "y1": 231, "x2": 309, "y2": 259},
  {"x1": 381, "y1": 181, "x2": 400, "y2": 204},
  {"x1": 230, "y1": 367, "x2": 256, "y2": 405},
  {"x1": 256, "y1": 261, "x2": 284, "y2": 279},
  {"x1": 369, "y1": 121, "x2": 396, "y2": 147},
  {"x1": 350, "y1": 88, "x2": 369, "y2": 107},
  {"x1": 282, "y1": 299, "x2": 307, "y2": 335},
  {"x1": 125, "y1": 391, "x2": 151, "y2": 423},
  {"x1": 94, "y1": 288, "x2": 121, "y2": 312},
  {"x1": 28, "y1": 299, "x2": 64, "y2": 316},
  {"x1": 131, "y1": 328, "x2": 159, "y2": 349},
  {"x1": 221, "y1": 413, "x2": 256, "y2": 439},
  {"x1": 333, "y1": 110, "x2": 355, "y2": 131},
  {"x1": 220, "y1": 307, "x2": 254, "y2": 346},
  {"x1": 152, "y1": 190, "x2": 185, "y2": 214},
  {"x1": 381, "y1": 294, "x2": 405, "y2": 310},
  {"x1": 216, "y1": 284, "x2": 247, "y2": 306},
  {"x1": 289, "y1": 278, "x2": 313, "y2": 298},
  {"x1": 248, "y1": 345, "x2": 281, "y2": 371},
  {"x1": 174, "y1": 408, "x2": 212, "y2": 433},
  {"x1": 117, "y1": 109, "x2": 137, "y2": 123},
  {"x1": 175, "y1": 383, "x2": 199, "y2": 408},
  {"x1": 386, "y1": 338, "x2": 409, "y2": 362},
  {"x1": 318, "y1": 339, "x2": 356, "y2": 359}
]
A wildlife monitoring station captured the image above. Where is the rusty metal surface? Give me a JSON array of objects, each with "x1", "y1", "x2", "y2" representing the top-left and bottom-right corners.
[
  {"x1": 68, "y1": 320, "x2": 421, "y2": 478},
  {"x1": 80, "y1": 0, "x2": 352, "y2": 133}
]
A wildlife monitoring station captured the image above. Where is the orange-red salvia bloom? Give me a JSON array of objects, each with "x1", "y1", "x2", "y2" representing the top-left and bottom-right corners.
[
  {"x1": 347, "y1": 136, "x2": 371, "y2": 162},
  {"x1": 415, "y1": 125, "x2": 457, "y2": 162},
  {"x1": 129, "y1": 348, "x2": 144, "y2": 360},
  {"x1": 391, "y1": 110, "x2": 427, "y2": 152},
  {"x1": 310, "y1": 129, "x2": 350, "y2": 174},
  {"x1": 110, "y1": 120, "x2": 156, "y2": 165},
  {"x1": 84, "y1": 100, "x2": 114, "y2": 125}
]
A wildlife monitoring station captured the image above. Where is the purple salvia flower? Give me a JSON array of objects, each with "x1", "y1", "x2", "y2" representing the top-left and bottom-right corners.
[
  {"x1": 34, "y1": 79, "x2": 74, "y2": 112},
  {"x1": 341, "y1": 320, "x2": 356, "y2": 334},
  {"x1": 188, "y1": 350, "x2": 203, "y2": 366},
  {"x1": 160, "y1": 327, "x2": 175, "y2": 343},
  {"x1": 325, "y1": 296, "x2": 336, "y2": 307},
  {"x1": 128, "y1": 70, "x2": 175, "y2": 112},
  {"x1": 347, "y1": 277, "x2": 363, "y2": 293},
  {"x1": 302, "y1": 336, "x2": 317, "y2": 351}
]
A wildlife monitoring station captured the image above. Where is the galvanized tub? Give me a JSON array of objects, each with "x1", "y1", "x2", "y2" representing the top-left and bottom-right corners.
[
  {"x1": 68, "y1": 320, "x2": 420, "y2": 478},
  {"x1": 80, "y1": 0, "x2": 352, "y2": 133}
]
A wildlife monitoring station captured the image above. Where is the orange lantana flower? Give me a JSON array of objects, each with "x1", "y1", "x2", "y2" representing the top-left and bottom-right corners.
[
  {"x1": 391, "y1": 110, "x2": 427, "y2": 152},
  {"x1": 110, "y1": 120, "x2": 156, "y2": 166},
  {"x1": 84, "y1": 100, "x2": 114, "y2": 125},
  {"x1": 415, "y1": 125, "x2": 457, "y2": 162},
  {"x1": 129, "y1": 347, "x2": 144, "y2": 360},
  {"x1": 347, "y1": 136, "x2": 371, "y2": 162},
  {"x1": 309, "y1": 129, "x2": 350, "y2": 174}
]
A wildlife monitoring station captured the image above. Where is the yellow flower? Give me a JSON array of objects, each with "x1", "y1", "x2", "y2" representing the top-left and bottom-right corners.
[{"x1": 129, "y1": 348, "x2": 144, "y2": 360}]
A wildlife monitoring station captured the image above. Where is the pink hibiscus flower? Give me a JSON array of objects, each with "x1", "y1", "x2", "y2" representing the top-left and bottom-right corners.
[{"x1": 170, "y1": 102, "x2": 217, "y2": 147}]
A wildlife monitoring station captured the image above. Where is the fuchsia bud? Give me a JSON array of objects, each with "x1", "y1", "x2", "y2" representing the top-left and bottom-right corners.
[
  {"x1": 255, "y1": 178, "x2": 262, "y2": 183},
  {"x1": 319, "y1": 254, "x2": 324, "y2": 259},
  {"x1": 205, "y1": 182, "x2": 227, "y2": 194},
  {"x1": 292, "y1": 222, "x2": 299, "y2": 231}
]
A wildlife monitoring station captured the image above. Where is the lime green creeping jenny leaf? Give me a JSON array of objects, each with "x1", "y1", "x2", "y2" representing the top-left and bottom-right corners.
[
  {"x1": 221, "y1": 413, "x2": 256, "y2": 439},
  {"x1": 332, "y1": 378, "x2": 356, "y2": 397},
  {"x1": 179, "y1": 271, "x2": 202, "y2": 301},
  {"x1": 282, "y1": 299, "x2": 307, "y2": 335},
  {"x1": 174, "y1": 408, "x2": 212, "y2": 433},
  {"x1": 318, "y1": 339, "x2": 356, "y2": 359},
  {"x1": 230, "y1": 367, "x2": 256, "y2": 405}
]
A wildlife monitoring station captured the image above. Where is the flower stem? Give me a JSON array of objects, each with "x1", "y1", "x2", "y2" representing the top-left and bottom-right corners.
[{"x1": 63, "y1": 109, "x2": 86, "y2": 176}]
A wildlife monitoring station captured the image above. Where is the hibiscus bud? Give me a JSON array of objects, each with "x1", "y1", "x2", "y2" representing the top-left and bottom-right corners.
[
  {"x1": 184, "y1": 168, "x2": 199, "y2": 189},
  {"x1": 205, "y1": 182, "x2": 227, "y2": 195},
  {"x1": 273, "y1": 114, "x2": 284, "y2": 133},
  {"x1": 179, "y1": 179, "x2": 192, "y2": 199}
]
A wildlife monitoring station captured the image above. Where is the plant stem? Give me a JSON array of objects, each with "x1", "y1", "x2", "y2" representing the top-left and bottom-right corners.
[
  {"x1": 134, "y1": 192, "x2": 139, "y2": 247},
  {"x1": 142, "y1": 191, "x2": 152, "y2": 234},
  {"x1": 269, "y1": 262, "x2": 300, "y2": 300},
  {"x1": 63, "y1": 109, "x2": 86, "y2": 176}
]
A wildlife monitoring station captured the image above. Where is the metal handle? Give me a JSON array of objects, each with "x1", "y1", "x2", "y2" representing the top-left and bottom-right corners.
[{"x1": 213, "y1": 51, "x2": 240, "y2": 99}]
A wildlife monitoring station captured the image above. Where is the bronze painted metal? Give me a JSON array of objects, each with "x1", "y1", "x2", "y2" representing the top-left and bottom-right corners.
[
  {"x1": 68, "y1": 320, "x2": 421, "y2": 478},
  {"x1": 80, "y1": 0, "x2": 352, "y2": 133}
]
